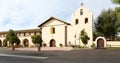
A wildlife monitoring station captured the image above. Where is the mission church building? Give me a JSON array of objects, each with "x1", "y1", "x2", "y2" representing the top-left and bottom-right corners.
[
  {"x1": 0, "y1": 5, "x2": 93, "y2": 47},
  {"x1": 38, "y1": 5, "x2": 93, "y2": 47}
]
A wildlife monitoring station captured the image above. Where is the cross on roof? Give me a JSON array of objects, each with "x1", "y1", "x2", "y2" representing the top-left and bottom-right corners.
[{"x1": 81, "y1": 3, "x2": 84, "y2": 6}]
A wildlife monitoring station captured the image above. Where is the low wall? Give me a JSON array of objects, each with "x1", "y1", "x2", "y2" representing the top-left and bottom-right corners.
[
  {"x1": 107, "y1": 41, "x2": 120, "y2": 47},
  {"x1": 93, "y1": 41, "x2": 120, "y2": 47}
]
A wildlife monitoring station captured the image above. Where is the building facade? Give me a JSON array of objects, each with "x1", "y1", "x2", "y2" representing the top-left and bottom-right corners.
[
  {"x1": 0, "y1": 29, "x2": 41, "y2": 47},
  {"x1": 38, "y1": 6, "x2": 93, "y2": 47},
  {"x1": 0, "y1": 6, "x2": 93, "y2": 47}
]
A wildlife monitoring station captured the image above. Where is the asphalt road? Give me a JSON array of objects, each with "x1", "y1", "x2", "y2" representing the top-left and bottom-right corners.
[{"x1": 0, "y1": 48, "x2": 120, "y2": 63}]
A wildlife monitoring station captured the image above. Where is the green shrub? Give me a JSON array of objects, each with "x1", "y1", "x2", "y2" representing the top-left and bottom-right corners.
[{"x1": 91, "y1": 43, "x2": 95, "y2": 48}]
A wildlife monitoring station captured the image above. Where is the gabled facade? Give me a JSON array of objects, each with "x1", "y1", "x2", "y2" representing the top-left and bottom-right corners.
[{"x1": 38, "y1": 17, "x2": 71, "y2": 47}]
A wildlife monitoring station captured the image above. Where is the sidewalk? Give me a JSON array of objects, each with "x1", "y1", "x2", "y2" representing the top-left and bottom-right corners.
[{"x1": 16, "y1": 47, "x2": 73, "y2": 51}]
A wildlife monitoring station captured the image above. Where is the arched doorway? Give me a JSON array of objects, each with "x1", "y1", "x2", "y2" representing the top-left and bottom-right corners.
[
  {"x1": 49, "y1": 39, "x2": 56, "y2": 47},
  {"x1": 95, "y1": 37, "x2": 106, "y2": 48},
  {"x1": 97, "y1": 38, "x2": 104, "y2": 48},
  {"x1": 23, "y1": 39, "x2": 29, "y2": 47},
  {"x1": 0, "y1": 40, "x2": 2, "y2": 47},
  {"x1": 3, "y1": 39, "x2": 7, "y2": 47}
]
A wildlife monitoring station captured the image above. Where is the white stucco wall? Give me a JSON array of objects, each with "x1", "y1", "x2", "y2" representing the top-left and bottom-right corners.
[
  {"x1": 107, "y1": 41, "x2": 120, "y2": 47},
  {"x1": 41, "y1": 19, "x2": 68, "y2": 47}
]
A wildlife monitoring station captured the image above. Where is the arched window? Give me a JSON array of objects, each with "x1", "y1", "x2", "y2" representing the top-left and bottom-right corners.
[
  {"x1": 75, "y1": 19, "x2": 79, "y2": 25},
  {"x1": 85, "y1": 18, "x2": 88, "y2": 24},
  {"x1": 23, "y1": 39, "x2": 29, "y2": 47},
  {"x1": 50, "y1": 27, "x2": 55, "y2": 34},
  {"x1": 53, "y1": 27, "x2": 55, "y2": 34},
  {"x1": 80, "y1": 9, "x2": 83, "y2": 15}
]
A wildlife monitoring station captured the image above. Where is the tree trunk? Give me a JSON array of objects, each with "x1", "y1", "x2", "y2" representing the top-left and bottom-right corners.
[
  {"x1": 37, "y1": 46, "x2": 41, "y2": 51},
  {"x1": 84, "y1": 44, "x2": 87, "y2": 48},
  {"x1": 37, "y1": 44, "x2": 41, "y2": 51},
  {"x1": 11, "y1": 44, "x2": 15, "y2": 50}
]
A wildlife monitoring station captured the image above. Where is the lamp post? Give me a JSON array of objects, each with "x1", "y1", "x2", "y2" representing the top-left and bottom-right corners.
[
  {"x1": 74, "y1": 34, "x2": 76, "y2": 47},
  {"x1": 79, "y1": 35, "x2": 80, "y2": 47}
]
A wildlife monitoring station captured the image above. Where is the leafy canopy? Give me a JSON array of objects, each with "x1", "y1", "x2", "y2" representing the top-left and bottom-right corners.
[
  {"x1": 80, "y1": 29, "x2": 90, "y2": 45},
  {"x1": 32, "y1": 35, "x2": 42, "y2": 44},
  {"x1": 95, "y1": 9, "x2": 120, "y2": 40},
  {"x1": 6, "y1": 29, "x2": 20, "y2": 44}
]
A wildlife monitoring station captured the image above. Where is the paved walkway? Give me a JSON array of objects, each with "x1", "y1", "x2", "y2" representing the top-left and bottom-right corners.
[
  {"x1": 1, "y1": 48, "x2": 120, "y2": 63},
  {"x1": 16, "y1": 47, "x2": 73, "y2": 51}
]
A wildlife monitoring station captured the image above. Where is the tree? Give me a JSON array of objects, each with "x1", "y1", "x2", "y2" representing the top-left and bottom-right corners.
[
  {"x1": 32, "y1": 35, "x2": 42, "y2": 51},
  {"x1": 93, "y1": 30, "x2": 101, "y2": 41},
  {"x1": 115, "y1": 36, "x2": 120, "y2": 41},
  {"x1": 6, "y1": 29, "x2": 20, "y2": 50},
  {"x1": 80, "y1": 29, "x2": 90, "y2": 46},
  {"x1": 95, "y1": 9, "x2": 120, "y2": 40},
  {"x1": 111, "y1": 0, "x2": 120, "y2": 4},
  {"x1": 111, "y1": 1, "x2": 120, "y2": 40},
  {"x1": 111, "y1": 0, "x2": 120, "y2": 21},
  {"x1": 115, "y1": 7, "x2": 120, "y2": 21}
]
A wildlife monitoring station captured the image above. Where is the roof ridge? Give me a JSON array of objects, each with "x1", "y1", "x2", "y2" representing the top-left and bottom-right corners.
[{"x1": 38, "y1": 17, "x2": 71, "y2": 27}]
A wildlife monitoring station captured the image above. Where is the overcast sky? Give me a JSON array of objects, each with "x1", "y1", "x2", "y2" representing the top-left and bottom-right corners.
[{"x1": 0, "y1": 0, "x2": 118, "y2": 31}]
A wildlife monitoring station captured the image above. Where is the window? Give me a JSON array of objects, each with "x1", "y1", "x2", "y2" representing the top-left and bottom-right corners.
[
  {"x1": 80, "y1": 9, "x2": 83, "y2": 15},
  {"x1": 3, "y1": 34, "x2": 5, "y2": 37},
  {"x1": 50, "y1": 27, "x2": 55, "y2": 34},
  {"x1": 85, "y1": 18, "x2": 88, "y2": 24},
  {"x1": 53, "y1": 28, "x2": 55, "y2": 34},
  {"x1": 0, "y1": 34, "x2": 2, "y2": 37},
  {"x1": 24, "y1": 33, "x2": 26, "y2": 36},
  {"x1": 29, "y1": 32, "x2": 31, "y2": 35},
  {"x1": 75, "y1": 19, "x2": 79, "y2": 25}
]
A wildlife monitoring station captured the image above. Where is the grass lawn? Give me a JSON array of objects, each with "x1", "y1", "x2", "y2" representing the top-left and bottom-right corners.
[{"x1": 107, "y1": 47, "x2": 120, "y2": 50}]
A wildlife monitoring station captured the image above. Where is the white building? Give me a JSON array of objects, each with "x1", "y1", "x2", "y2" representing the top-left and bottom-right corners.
[
  {"x1": 0, "y1": 5, "x2": 119, "y2": 48},
  {"x1": 38, "y1": 6, "x2": 93, "y2": 47},
  {"x1": 0, "y1": 6, "x2": 93, "y2": 48},
  {"x1": 0, "y1": 29, "x2": 41, "y2": 47}
]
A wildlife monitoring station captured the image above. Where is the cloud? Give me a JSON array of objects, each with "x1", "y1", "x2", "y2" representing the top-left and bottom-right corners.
[
  {"x1": 0, "y1": 0, "x2": 117, "y2": 31},
  {"x1": 0, "y1": 0, "x2": 79, "y2": 31},
  {"x1": 0, "y1": 0, "x2": 55, "y2": 30},
  {"x1": 80, "y1": 0, "x2": 117, "y2": 18}
]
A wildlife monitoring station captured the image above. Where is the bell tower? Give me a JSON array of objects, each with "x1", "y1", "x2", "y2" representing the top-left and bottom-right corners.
[{"x1": 71, "y1": 4, "x2": 93, "y2": 47}]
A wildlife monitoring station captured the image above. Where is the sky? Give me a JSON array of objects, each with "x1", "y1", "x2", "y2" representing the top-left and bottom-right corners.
[{"x1": 0, "y1": 0, "x2": 118, "y2": 31}]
